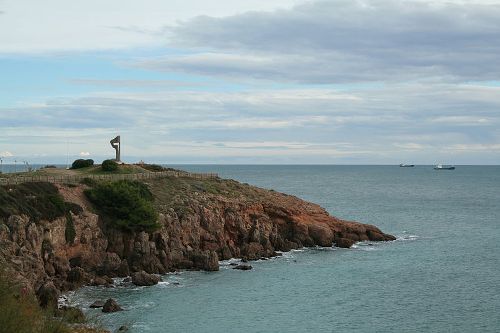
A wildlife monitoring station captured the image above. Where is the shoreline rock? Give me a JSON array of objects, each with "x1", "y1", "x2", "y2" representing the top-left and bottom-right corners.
[
  {"x1": 131, "y1": 271, "x2": 161, "y2": 286},
  {"x1": 89, "y1": 300, "x2": 105, "y2": 308},
  {"x1": 102, "y1": 298, "x2": 122, "y2": 313},
  {"x1": 0, "y1": 175, "x2": 395, "y2": 307},
  {"x1": 233, "y1": 264, "x2": 253, "y2": 271}
]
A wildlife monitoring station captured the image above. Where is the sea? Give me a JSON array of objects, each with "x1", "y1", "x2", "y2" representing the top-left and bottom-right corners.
[{"x1": 8, "y1": 165, "x2": 500, "y2": 332}]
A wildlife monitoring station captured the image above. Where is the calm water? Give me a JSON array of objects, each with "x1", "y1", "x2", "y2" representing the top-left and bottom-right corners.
[
  {"x1": 0, "y1": 164, "x2": 47, "y2": 174},
  {"x1": 66, "y1": 165, "x2": 499, "y2": 332}
]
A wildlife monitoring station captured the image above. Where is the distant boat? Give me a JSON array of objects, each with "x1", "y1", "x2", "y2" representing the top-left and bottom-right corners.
[
  {"x1": 399, "y1": 164, "x2": 415, "y2": 167},
  {"x1": 434, "y1": 164, "x2": 455, "y2": 170}
]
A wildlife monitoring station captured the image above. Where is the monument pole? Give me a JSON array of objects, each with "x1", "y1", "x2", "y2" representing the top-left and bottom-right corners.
[{"x1": 110, "y1": 136, "x2": 121, "y2": 163}]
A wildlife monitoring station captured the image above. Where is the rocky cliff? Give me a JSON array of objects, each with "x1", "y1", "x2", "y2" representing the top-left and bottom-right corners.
[{"x1": 0, "y1": 175, "x2": 395, "y2": 302}]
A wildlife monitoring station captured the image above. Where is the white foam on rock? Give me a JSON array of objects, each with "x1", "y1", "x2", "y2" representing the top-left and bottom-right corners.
[{"x1": 396, "y1": 231, "x2": 419, "y2": 241}]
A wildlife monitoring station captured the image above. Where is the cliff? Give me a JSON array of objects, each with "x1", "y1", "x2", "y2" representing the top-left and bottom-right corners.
[{"x1": 0, "y1": 173, "x2": 395, "y2": 301}]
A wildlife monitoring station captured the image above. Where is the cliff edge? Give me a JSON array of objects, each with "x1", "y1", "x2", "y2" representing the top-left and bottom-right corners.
[{"x1": 0, "y1": 171, "x2": 395, "y2": 300}]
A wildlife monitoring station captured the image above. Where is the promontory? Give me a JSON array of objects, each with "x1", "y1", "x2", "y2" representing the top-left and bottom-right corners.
[{"x1": 0, "y1": 164, "x2": 395, "y2": 320}]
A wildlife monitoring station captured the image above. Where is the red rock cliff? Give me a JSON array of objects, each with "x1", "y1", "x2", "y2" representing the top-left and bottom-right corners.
[{"x1": 0, "y1": 176, "x2": 395, "y2": 296}]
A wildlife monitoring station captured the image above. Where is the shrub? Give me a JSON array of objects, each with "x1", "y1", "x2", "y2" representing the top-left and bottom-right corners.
[
  {"x1": 80, "y1": 177, "x2": 97, "y2": 187},
  {"x1": 101, "y1": 159, "x2": 118, "y2": 172},
  {"x1": 0, "y1": 182, "x2": 79, "y2": 222},
  {"x1": 71, "y1": 159, "x2": 94, "y2": 169},
  {"x1": 84, "y1": 180, "x2": 159, "y2": 232},
  {"x1": 41, "y1": 239, "x2": 53, "y2": 254},
  {"x1": 64, "y1": 214, "x2": 76, "y2": 245},
  {"x1": 140, "y1": 164, "x2": 165, "y2": 172}
]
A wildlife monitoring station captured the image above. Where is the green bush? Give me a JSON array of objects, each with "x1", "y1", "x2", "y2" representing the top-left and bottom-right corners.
[
  {"x1": 71, "y1": 159, "x2": 94, "y2": 169},
  {"x1": 101, "y1": 159, "x2": 118, "y2": 172},
  {"x1": 84, "y1": 180, "x2": 159, "y2": 232}
]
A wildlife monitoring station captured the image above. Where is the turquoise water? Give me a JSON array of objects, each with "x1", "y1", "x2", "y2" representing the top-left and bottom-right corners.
[{"x1": 68, "y1": 165, "x2": 500, "y2": 332}]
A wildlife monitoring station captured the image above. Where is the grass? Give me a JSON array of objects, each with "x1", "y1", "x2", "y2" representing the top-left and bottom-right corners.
[
  {"x1": 149, "y1": 176, "x2": 266, "y2": 215},
  {"x1": 137, "y1": 163, "x2": 166, "y2": 172},
  {"x1": 0, "y1": 266, "x2": 108, "y2": 333},
  {"x1": 0, "y1": 267, "x2": 69, "y2": 333},
  {"x1": 1, "y1": 166, "x2": 267, "y2": 229},
  {"x1": 0, "y1": 164, "x2": 151, "y2": 180},
  {"x1": 135, "y1": 163, "x2": 178, "y2": 172},
  {"x1": 80, "y1": 164, "x2": 148, "y2": 175}
]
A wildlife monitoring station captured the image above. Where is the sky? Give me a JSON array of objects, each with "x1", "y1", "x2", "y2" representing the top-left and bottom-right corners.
[{"x1": 0, "y1": 0, "x2": 499, "y2": 165}]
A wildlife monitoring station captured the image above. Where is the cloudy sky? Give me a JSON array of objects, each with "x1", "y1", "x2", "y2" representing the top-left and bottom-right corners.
[{"x1": 1, "y1": 0, "x2": 499, "y2": 164}]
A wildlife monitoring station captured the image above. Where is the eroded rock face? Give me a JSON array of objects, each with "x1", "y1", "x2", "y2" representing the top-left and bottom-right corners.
[
  {"x1": 145, "y1": 181, "x2": 396, "y2": 268},
  {"x1": 191, "y1": 250, "x2": 219, "y2": 271},
  {"x1": 37, "y1": 281, "x2": 60, "y2": 308},
  {"x1": 0, "y1": 178, "x2": 395, "y2": 305}
]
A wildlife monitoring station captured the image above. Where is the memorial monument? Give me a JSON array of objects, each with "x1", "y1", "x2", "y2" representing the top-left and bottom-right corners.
[{"x1": 110, "y1": 135, "x2": 121, "y2": 163}]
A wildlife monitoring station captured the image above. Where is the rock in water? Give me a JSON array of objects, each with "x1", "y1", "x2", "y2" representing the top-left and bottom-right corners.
[
  {"x1": 89, "y1": 300, "x2": 105, "y2": 308},
  {"x1": 91, "y1": 275, "x2": 114, "y2": 287},
  {"x1": 131, "y1": 271, "x2": 161, "y2": 286},
  {"x1": 335, "y1": 238, "x2": 356, "y2": 248},
  {"x1": 233, "y1": 264, "x2": 253, "y2": 270},
  {"x1": 102, "y1": 298, "x2": 123, "y2": 313}
]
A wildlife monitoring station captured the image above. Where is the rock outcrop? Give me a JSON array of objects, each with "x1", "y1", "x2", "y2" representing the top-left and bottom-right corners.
[
  {"x1": 102, "y1": 298, "x2": 122, "y2": 313},
  {"x1": 0, "y1": 175, "x2": 395, "y2": 304},
  {"x1": 131, "y1": 271, "x2": 161, "y2": 286},
  {"x1": 233, "y1": 264, "x2": 253, "y2": 271},
  {"x1": 37, "y1": 281, "x2": 60, "y2": 308},
  {"x1": 89, "y1": 300, "x2": 105, "y2": 308}
]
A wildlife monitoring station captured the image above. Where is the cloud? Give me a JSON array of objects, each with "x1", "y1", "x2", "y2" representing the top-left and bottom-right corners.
[
  {"x1": 393, "y1": 143, "x2": 426, "y2": 151},
  {"x1": 0, "y1": 151, "x2": 13, "y2": 157},
  {"x1": 136, "y1": 0, "x2": 500, "y2": 84},
  {"x1": 79, "y1": 151, "x2": 91, "y2": 156},
  {"x1": 69, "y1": 79, "x2": 206, "y2": 88},
  {"x1": 0, "y1": 0, "x2": 306, "y2": 53},
  {"x1": 430, "y1": 116, "x2": 491, "y2": 125},
  {"x1": 2, "y1": 0, "x2": 499, "y2": 165},
  {"x1": 444, "y1": 143, "x2": 500, "y2": 152},
  {"x1": 1, "y1": 82, "x2": 499, "y2": 163}
]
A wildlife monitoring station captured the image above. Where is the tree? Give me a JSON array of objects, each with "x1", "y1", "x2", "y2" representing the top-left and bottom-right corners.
[
  {"x1": 101, "y1": 159, "x2": 118, "y2": 172},
  {"x1": 70, "y1": 159, "x2": 94, "y2": 169},
  {"x1": 84, "y1": 180, "x2": 159, "y2": 232}
]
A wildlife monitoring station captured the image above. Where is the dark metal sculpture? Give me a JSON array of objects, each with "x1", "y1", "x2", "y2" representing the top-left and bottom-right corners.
[{"x1": 110, "y1": 135, "x2": 121, "y2": 162}]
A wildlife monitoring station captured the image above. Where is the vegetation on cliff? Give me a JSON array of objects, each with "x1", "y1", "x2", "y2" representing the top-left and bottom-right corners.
[
  {"x1": 137, "y1": 163, "x2": 177, "y2": 172},
  {"x1": 138, "y1": 163, "x2": 165, "y2": 172},
  {"x1": 65, "y1": 214, "x2": 76, "y2": 244},
  {"x1": 84, "y1": 180, "x2": 159, "y2": 232},
  {"x1": 0, "y1": 167, "x2": 394, "y2": 332},
  {"x1": 0, "y1": 267, "x2": 91, "y2": 333},
  {"x1": 0, "y1": 182, "x2": 81, "y2": 223}
]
